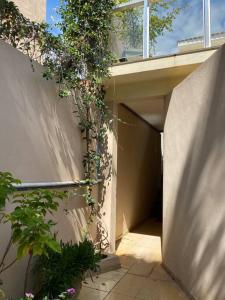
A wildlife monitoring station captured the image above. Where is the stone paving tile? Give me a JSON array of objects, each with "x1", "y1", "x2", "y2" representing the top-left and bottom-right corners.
[
  {"x1": 83, "y1": 276, "x2": 118, "y2": 292},
  {"x1": 135, "y1": 279, "x2": 159, "y2": 299},
  {"x1": 116, "y1": 244, "x2": 147, "y2": 258},
  {"x1": 78, "y1": 286, "x2": 107, "y2": 300},
  {"x1": 150, "y1": 264, "x2": 173, "y2": 282},
  {"x1": 105, "y1": 292, "x2": 135, "y2": 300},
  {"x1": 80, "y1": 220, "x2": 190, "y2": 300},
  {"x1": 138, "y1": 248, "x2": 162, "y2": 263},
  {"x1": 118, "y1": 255, "x2": 140, "y2": 269},
  {"x1": 97, "y1": 268, "x2": 127, "y2": 282},
  {"x1": 136, "y1": 280, "x2": 189, "y2": 300},
  {"x1": 111, "y1": 273, "x2": 146, "y2": 297},
  {"x1": 128, "y1": 260, "x2": 155, "y2": 277}
]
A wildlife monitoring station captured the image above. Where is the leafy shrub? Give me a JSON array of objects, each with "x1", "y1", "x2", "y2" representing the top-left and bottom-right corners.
[
  {"x1": 35, "y1": 239, "x2": 101, "y2": 299},
  {"x1": 0, "y1": 171, "x2": 67, "y2": 294},
  {"x1": 0, "y1": 171, "x2": 20, "y2": 211}
]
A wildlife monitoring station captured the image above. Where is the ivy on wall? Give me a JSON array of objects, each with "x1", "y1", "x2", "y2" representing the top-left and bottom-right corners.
[
  {"x1": 0, "y1": 0, "x2": 181, "y2": 251},
  {"x1": 0, "y1": 0, "x2": 183, "y2": 295},
  {"x1": 0, "y1": 0, "x2": 115, "y2": 250}
]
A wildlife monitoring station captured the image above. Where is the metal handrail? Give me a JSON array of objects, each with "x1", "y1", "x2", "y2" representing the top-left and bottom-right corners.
[{"x1": 13, "y1": 180, "x2": 101, "y2": 191}]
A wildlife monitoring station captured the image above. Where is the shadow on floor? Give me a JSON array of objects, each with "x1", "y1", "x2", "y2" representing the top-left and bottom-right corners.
[
  {"x1": 78, "y1": 219, "x2": 189, "y2": 299},
  {"x1": 131, "y1": 218, "x2": 162, "y2": 237}
]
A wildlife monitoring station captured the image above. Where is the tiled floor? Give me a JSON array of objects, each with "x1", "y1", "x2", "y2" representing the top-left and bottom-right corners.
[{"x1": 78, "y1": 220, "x2": 189, "y2": 300}]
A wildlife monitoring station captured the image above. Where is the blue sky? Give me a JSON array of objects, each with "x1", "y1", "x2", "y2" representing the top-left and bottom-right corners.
[
  {"x1": 46, "y1": 0, "x2": 225, "y2": 56},
  {"x1": 155, "y1": 0, "x2": 225, "y2": 55},
  {"x1": 46, "y1": 0, "x2": 60, "y2": 30}
]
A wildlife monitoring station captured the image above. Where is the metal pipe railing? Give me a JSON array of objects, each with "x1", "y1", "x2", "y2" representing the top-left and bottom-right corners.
[
  {"x1": 203, "y1": 0, "x2": 211, "y2": 48},
  {"x1": 13, "y1": 180, "x2": 101, "y2": 191},
  {"x1": 143, "y1": 0, "x2": 150, "y2": 58}
]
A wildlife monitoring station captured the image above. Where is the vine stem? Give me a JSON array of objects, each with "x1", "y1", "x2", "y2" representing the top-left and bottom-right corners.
[
  {"x1": 0, "y1": 258, "x2": 17, "y2": 274},
  {"x1": 86, "y1": 105, "x2": 91, "y2": 178},
  {"x1": 24, "y1": 253, "x2": 33, "y2": 295},
  {"x1": 0, "y1": 237, "x2": 12, "y2": 271}
]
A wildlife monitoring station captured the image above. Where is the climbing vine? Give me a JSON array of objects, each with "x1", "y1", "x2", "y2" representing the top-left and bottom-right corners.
[
  {"x1": 0, "y1": 0, "x2": 181, "y2": 252},
  {"x1": 0, "y1": 0, "x2": 115, "y2": 250}
]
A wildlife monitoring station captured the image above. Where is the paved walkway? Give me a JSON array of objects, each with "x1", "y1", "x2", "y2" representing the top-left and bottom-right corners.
[{"x1": 78, "y1": 220, "x2": 189, "y2": 300}]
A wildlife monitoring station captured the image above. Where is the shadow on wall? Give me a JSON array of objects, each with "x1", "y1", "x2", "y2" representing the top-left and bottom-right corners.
[
  {"x1": 0, "y1": 187, "x2": 97, "y2": 299},
  {"x1": 163, "y1": 44, "x2": 225, "y2": 300},
  {"x1": 0, "y1": 40, "x2": 83, "y2": 182},
  {"x1": 116, "y1": 105, "x2": 162, "y2": 240},
  {"x1": 0, "y1": 41, "x2": 95, "y2": 297}
]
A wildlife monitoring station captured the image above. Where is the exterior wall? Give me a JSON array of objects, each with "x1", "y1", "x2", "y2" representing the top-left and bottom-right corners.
[
  {"x1": 12, "y1": 0, "x2": 46, "y2": 22},
  {"x1": 0, "y1": 41, "x2": 83, "y2": 183},
  {"x1": 0, "y1": 41, "x2": 93, "y2": 297},
  {"x1": 163, "y1": 44, "x2": 225, "y2": 300},
  {"x1": 116, "y1": 105, "x2": 161, "y2": 240}
]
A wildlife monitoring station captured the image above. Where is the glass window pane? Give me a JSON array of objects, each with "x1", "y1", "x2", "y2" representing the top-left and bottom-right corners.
[
  {"x1": 111, "y1": 6, "x2": 143, "y2": 60},
  {"x1": 153, "y1": 0, "x2": 203, "y2": 57},
  {"x1": 211, "y1": 0, "x2": 225, "y2": 48}
]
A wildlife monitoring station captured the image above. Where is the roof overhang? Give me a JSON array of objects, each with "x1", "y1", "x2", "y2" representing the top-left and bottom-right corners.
[
  {"x1": 105, "y1": 47, "x2": 218, "y2": 130},
  {"x1": 106, "y1": 48, "x2": 217, "y2": 96}
]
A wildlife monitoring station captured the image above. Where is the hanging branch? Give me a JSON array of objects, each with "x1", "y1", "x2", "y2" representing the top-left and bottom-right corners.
[{"x1": 0, "y1": 0, "x2": 115, "y2": 251}]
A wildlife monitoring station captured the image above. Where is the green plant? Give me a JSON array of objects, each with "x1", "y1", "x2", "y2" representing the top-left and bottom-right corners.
[
  {"x1": 0, "y1": 171, "x2": 20, "y2": 211},
  {"x1": 0, "y1": 189, "x2": 66, "y2": 268},
  {"x1": 0, "y1": 0, "x2": 180, "y2": 257},
  {"x1": 8, "y1": 189, "x2": 66, "y2": 259},
  {"x1": 0, "y1": 290, "x2": 4, "y2": 300},
  {"x1": 35, "y1": 239, "x2": 101, "y2": 299},
  {"x1": 0, "y1": 0, "x2": 115, "y2": 250},
  {"x1": 0, "y1": 172, "x2": 67, "y2": 293}
]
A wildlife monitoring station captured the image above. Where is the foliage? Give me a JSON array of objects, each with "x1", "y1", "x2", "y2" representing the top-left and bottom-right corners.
[
  {"x1": 0, "y1": 171, "x2": 67, "y2": 288},
  {"x1": 115, "y1": 0, "x2": 181, "y2": 55},
  {"x1": 0, "y1": 0, "x2": 181, "y2": 257},
  {"x1": 35, "y1": 239, "x2": 101, "y2": 299},
  {"x1": 0, "y1": 0, "x2": 46, "y2": 61},
  {"x1": 0, "y1": 0, "x2": 115, "y2": 251},
  {"x1": 0, "y1": 290, "x2": 4, "y2": 300},
  {"x1": 0, "y1": 171, "x2": 20, "y2": 211},
  {"x1": 149, "y1": 0, "x2": 181, "y2": 49},
  {"x1": 6, "y1": 189, "x2": 66, "y2": 259}
]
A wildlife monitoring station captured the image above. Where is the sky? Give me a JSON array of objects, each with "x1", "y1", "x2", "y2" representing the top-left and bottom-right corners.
[
  {"x1": 46, "y1": 0, "x2": 60, "y2": 32},
  {"x1": 46, "y1": 0, "x2": 225, "y2": 56}
]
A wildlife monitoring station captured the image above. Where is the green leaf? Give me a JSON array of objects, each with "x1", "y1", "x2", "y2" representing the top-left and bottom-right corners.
[{"x1": 17, "y1": 244, "x2": 30, "y2": 259}]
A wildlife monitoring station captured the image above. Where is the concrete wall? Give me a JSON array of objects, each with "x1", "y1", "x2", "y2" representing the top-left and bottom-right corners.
[
  {"x1": 0, "y1": 41, "x2": 83, "y2": 183},
  {"x1": 163, "y1": 44, "x2": 225, "y2": 300},
  {"x1": 116, "y1": 105, "x2": 161, "y2": 240},
  {"x1": 12, "y1": 0, "x2": 46, "y2": 22},
  {"x1": 0, "y1": 41, "x2": 94, "y2": 297}
]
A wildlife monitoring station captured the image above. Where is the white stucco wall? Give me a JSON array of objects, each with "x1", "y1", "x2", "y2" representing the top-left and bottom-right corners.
[
  {"x1": 0, "y1": 41, "x2": 94, "y2": 298},
  {"x1": 12, "y1": 0, "x2": 46, "y2": 22},
  {"x1": 163, "y1": 44, "x2": 225, "y2": 300}
]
